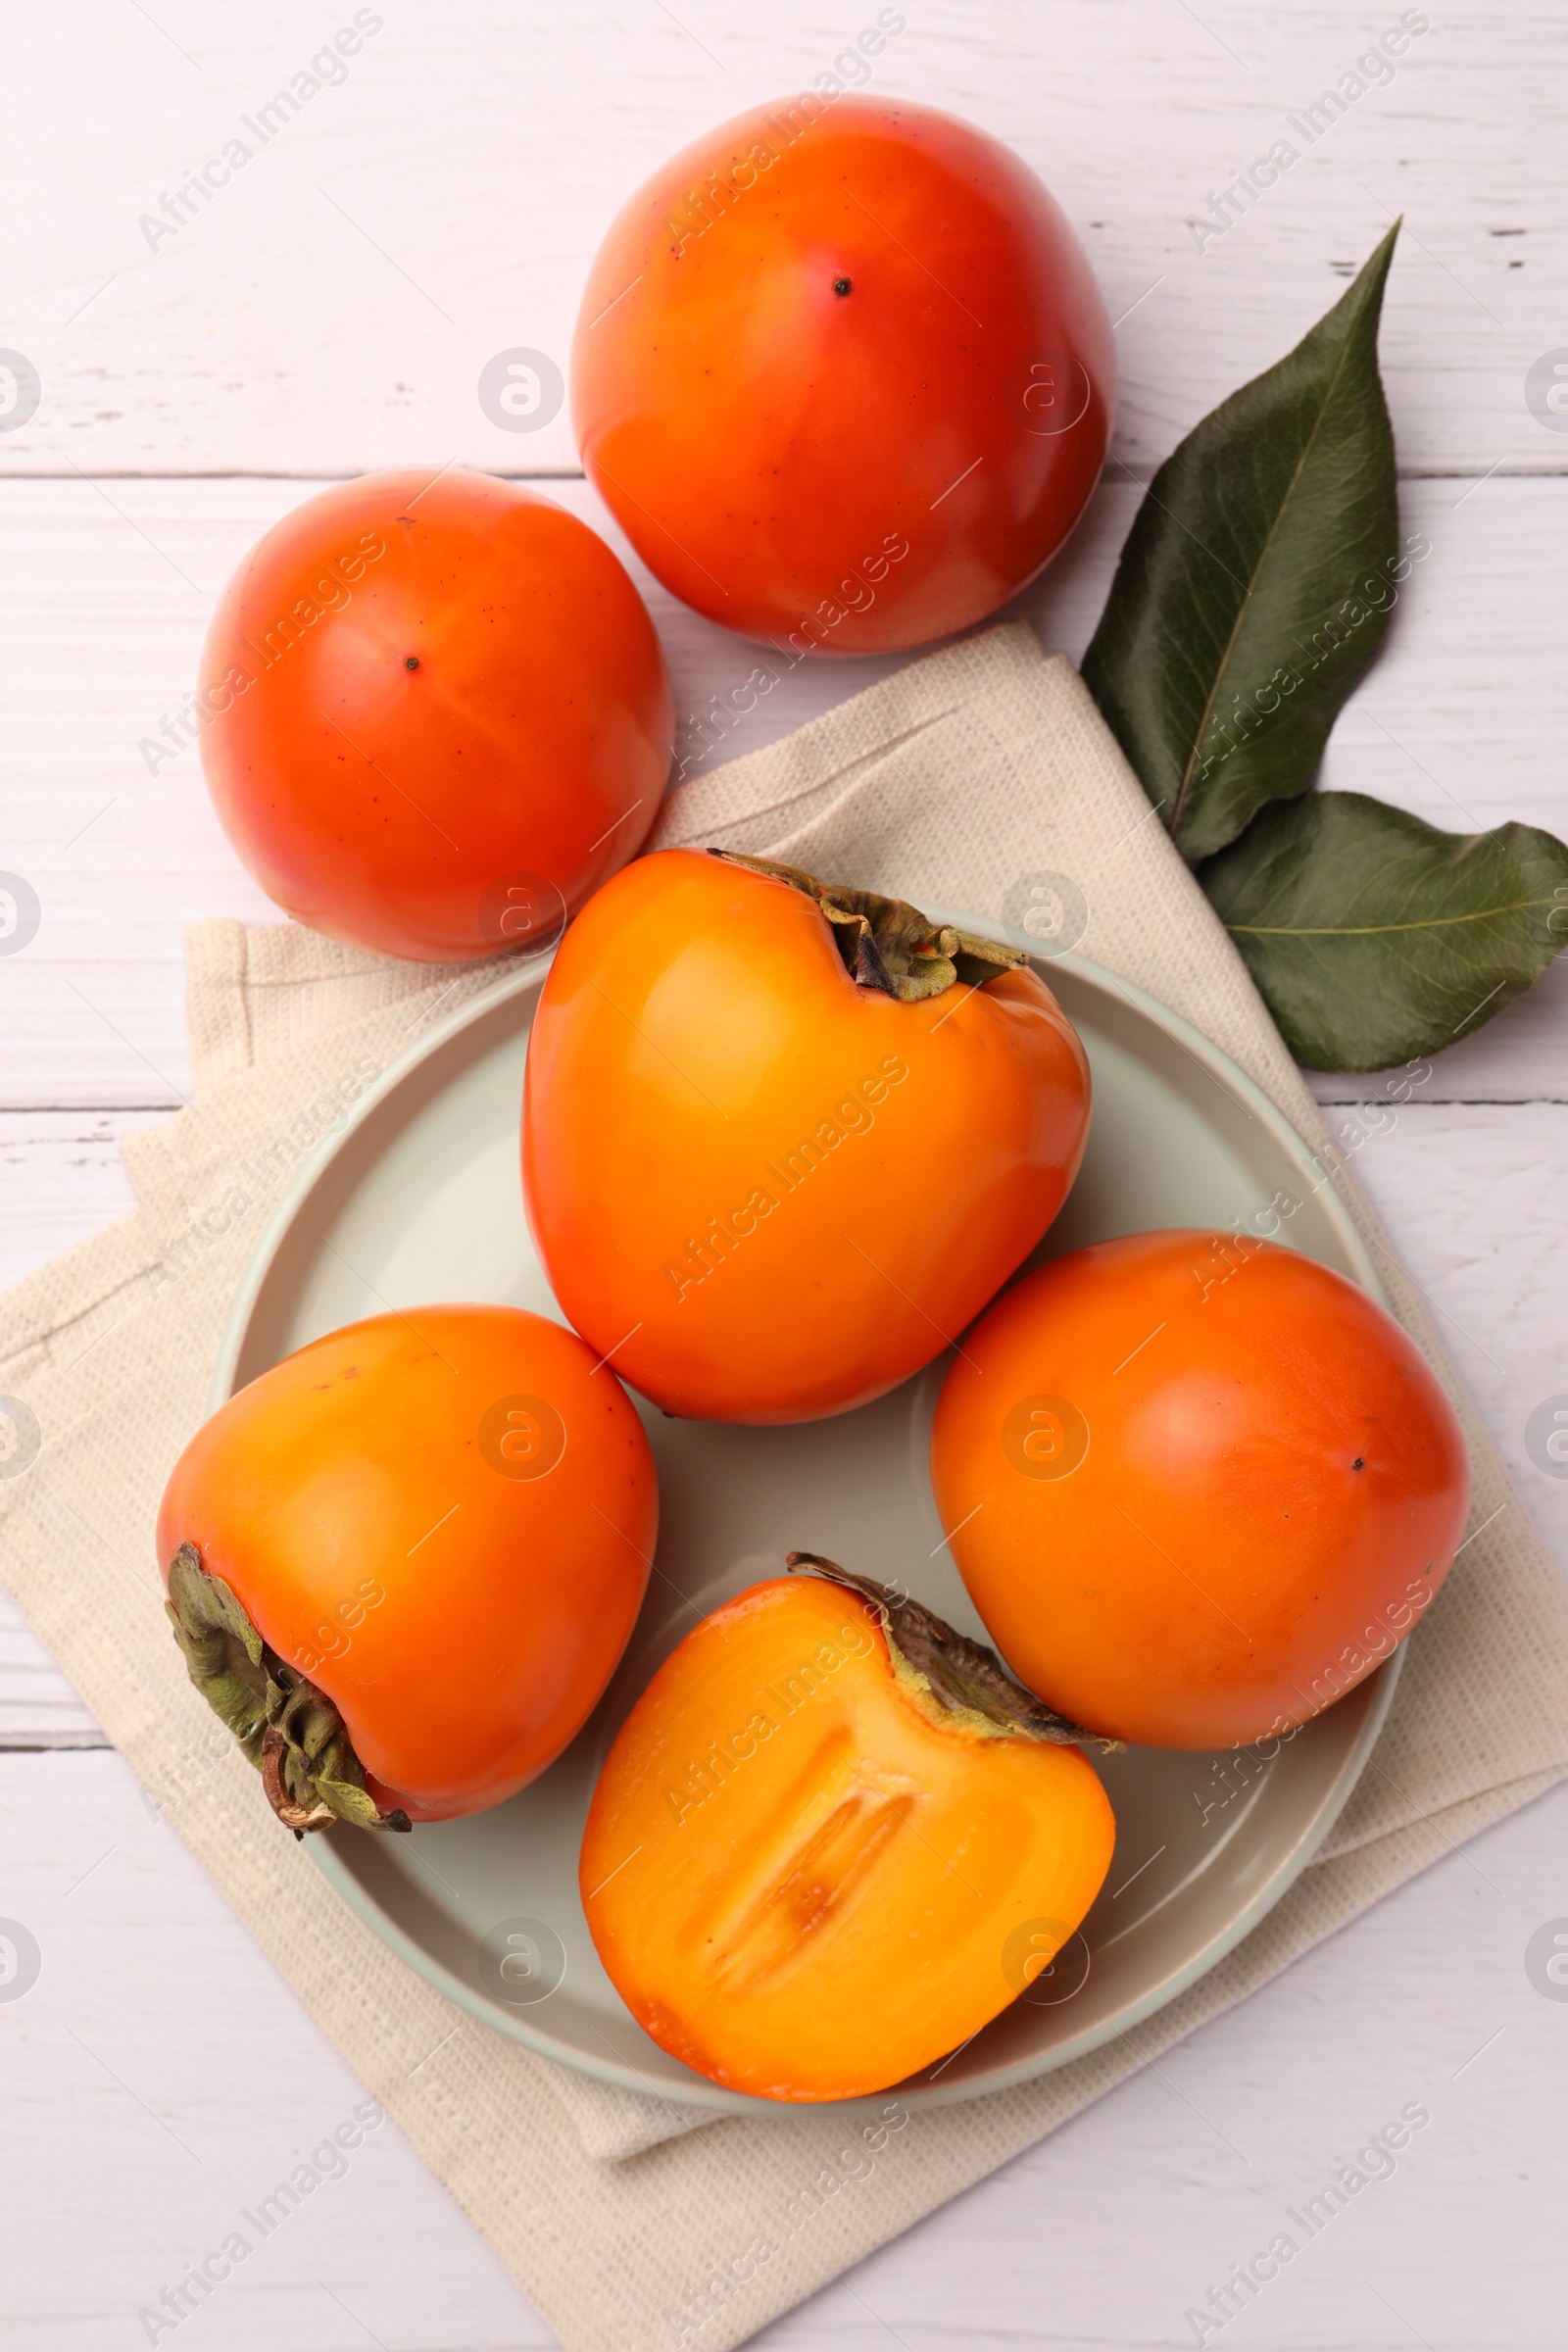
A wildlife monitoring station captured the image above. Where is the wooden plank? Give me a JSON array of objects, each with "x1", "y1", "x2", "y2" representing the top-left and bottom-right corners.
[
  {"x1": 0, "y1": 1112, "x2": 146, "y2": 1292},
  {"x1": 0, "y1": 1596, "x2": 106, "y2": 1748},
  {"x1": 3, "y1": 1097, "x2": 1565, "y2": 2340},
  {"x1": 1, "y1": 12, "x2": 1561, "y2": 2345},
  {"x1": 2, "y1": 1102, "x2": 1563, "y2": 1746},
  {"x1": 0, "y1": 3, "x2": 1562, "y2": 478},
  {"x1": 1, "y1": 470, "x2": 1563, "y2": 1106},
  {"x1": 1330, "y1": 1102, "x2": 1568, "y2": 1577},
  {"x1": 0, "y1": 1745, "x2": 1563, "y2": 2346},
  {"x1": 0, "y1": 1747, "x2": 556, "y2": 2347}
]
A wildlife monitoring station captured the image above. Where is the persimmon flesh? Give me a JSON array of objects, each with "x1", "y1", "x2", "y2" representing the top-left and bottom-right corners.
[
  {"x1": 930, "y1": 1230, "x2": 1471, "y2": 1750},
  {"x1": 581, "y1": 1568, "x2": 1114, "y2": 2102}
]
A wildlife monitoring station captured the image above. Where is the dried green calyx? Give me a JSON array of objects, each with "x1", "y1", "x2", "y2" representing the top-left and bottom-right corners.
[
  {"x1": 787, "y1": 1552, "x2": 1114, "y2": 1749},
  {"x1": 712, "y1": 851, "x2": 1027, "y2": 1003},
  {"x1": 164, "y1": 1543, "x2": 410, "y2": 1838}
]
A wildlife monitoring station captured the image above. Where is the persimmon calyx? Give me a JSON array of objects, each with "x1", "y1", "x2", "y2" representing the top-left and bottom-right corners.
[
  {"x1": 163, "y1": 1543, "x2": 411, "y2": 1838},
  {"x1": 787, "y1": 1552, "x2": 1117, "y2": 1750},
  {"x1": 711, "y1": 850, "x2": 1027, "y2": 1003}
]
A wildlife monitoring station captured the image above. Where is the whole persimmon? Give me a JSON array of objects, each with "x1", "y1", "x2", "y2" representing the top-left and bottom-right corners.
[
  {"x1": 930, "y1": 1230, "x2": 1471, "y2": 1750},
  {"x1": 157, "y1": 1305, "x2": 656, "y2": 1830},
  {"x1": 522, "y1": 849, "x2": 1091, "y2": 1423},
  {"x1": 581, "y1": 1560, "x2": 1114, "y2": 2102},
  {"x1": 196, "y1": 469, "x2": 671, "y2": 961},
  {"x1": 572, "y1": 94, "x2": 1114, "y2": 653}
]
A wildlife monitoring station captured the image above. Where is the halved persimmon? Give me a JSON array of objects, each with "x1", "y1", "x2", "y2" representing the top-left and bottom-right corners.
[{"x1": 580, "y1": 1561, "x2": 1114, "y2": 2102}]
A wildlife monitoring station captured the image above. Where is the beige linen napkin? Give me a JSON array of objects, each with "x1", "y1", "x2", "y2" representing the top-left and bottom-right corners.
[{"x1": 3, "y1": 620, "x2": 1566, "y2": 2352}]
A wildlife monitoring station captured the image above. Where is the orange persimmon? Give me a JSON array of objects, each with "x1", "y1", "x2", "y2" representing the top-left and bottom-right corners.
[
  {"x1": 523, "y1": 849, "x2": 1090, "y2": 1423},
  {"x1": 930, "y1": 1229, "x2": 1471, "y2": 1749},
  {"x1": 580, "y1": 1562, "x2": 1114, "y2": 2102},
  {"x1": 572, "y1": 95, "x2": 1114, "y2": 651},
  {"x1": 158, "y1": 1304, "x2": 656, "y2": 1831},
  {"x1": 196, "y1": 470, "x2": 671, "y2": 962}
]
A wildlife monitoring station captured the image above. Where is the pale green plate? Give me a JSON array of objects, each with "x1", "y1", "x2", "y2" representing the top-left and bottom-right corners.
[{"x1": 212, "y1": 915, "x2": 1397, "y2": 2118}]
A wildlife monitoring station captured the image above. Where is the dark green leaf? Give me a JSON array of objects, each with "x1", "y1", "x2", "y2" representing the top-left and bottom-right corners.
[
  {"x1": 1200, "y1": 792, "x2": 1568, "y2": 1070},
  {"x1": 1083, "y1": 225, "x2": 1406, "y2": 864}
]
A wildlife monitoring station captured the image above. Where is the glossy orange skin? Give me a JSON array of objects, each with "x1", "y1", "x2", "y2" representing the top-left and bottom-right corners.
[
  {"x1": 522, "y1": 851, "x2": 1091, "y2": 1423},
  {"x1": 581, "y1": 1575, "x2": 1114, "y2": 2101},
  {"x1": 572, "y1": 95, "x2": 1114, "y2": 652},
  {"x1": 197, "y1": 469, "x2": 672, "y2": 961},
  {"x1": 930, "y1": 1231, "x2": 1472, "y2": 1750},
  {"x1": 156, "y1": 1306, "x2": 656, "y2": 1820}
]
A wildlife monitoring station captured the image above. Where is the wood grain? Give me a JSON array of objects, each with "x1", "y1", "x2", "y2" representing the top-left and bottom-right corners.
[
  {"x1": 2, "y1": 6, "x2": 1564, "y2": 2346},
  {"x1": 1, "y1": 1742, "x2": 1562, "y2": 2350},
  {"x1": 1, "y1": 4, "x2": 1562, "y2": 478},
  {"x1": 2, "y1": 472, "x2": 1564, "y2": 1108}
]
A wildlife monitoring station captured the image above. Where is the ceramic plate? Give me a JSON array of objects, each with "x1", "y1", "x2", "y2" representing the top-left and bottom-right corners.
[{"x1": 212, "y1": 915, "x2": 1397, "y2": 2117}]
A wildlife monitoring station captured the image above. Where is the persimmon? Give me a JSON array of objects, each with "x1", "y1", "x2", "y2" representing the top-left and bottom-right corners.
[
  {"x1": 157, "y1": 1305, "x2": 656, "y2": 1830},
  {"x1": 572, "y1": 93, "x2": 1114, "y2": 651},
  {"x1": 522, "y1": 849, "x2": 1090, "y2": 1422},
  {"x1": 581, "y1": 1561, "x2": 1114, "y2": 2101},
  {"x1": 196, "y1": 469, "x2": 672, "y2": 962},
  {"x1": 929, "y1": 1229, "x2": 1471, "y2": 1749}
]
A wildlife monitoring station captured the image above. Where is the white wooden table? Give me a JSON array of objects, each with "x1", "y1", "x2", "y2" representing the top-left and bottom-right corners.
[{"x1": 3, "y1": 7, "x2": 1566, "y2": 2346}]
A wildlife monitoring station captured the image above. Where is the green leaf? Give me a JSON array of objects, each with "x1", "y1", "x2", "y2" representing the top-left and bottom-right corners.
[
  {"x1": 1200, "y1": 792, "x2": 1568, "y2": 1070},
  {"x1": 1082, "y1": 225, "x2": 1405, "y2": 864}
]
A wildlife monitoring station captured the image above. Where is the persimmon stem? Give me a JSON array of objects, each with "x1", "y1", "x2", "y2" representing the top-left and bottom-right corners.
[
  {"x1": 163, "y1": 1543, "x2": 411, "y2": 1838},
  {"x1": 710, "y1": 851, "x2": 1027, "y2": 1003},
  {"x1": 787, "y1": 1552, "x2": 1116, "y2": 1750}
]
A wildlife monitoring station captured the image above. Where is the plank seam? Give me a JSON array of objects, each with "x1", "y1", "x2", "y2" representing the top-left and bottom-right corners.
[{"x1": 1, "y1": 466, "x2": 1565, "y2": 486}]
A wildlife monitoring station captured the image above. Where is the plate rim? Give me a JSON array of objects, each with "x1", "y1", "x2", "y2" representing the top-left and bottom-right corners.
[{"x1": 208, "y1": 918, "x2": 1402, "y2": 2117}]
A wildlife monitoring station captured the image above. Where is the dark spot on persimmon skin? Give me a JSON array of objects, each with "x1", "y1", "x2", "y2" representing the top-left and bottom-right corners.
[
  {"x1": 1352, "y1": 1457, "x2": 1365, "y2": 1470},
  {"x1": 405, "y1": 655, "x2": 419, "y2": 669},
  {"x1": 832, "y1": 275, "x2": 852, "y2": 297}
]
